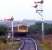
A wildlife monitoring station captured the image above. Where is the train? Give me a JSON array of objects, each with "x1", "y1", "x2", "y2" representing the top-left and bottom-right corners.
[
  {"x1": 8, "y1": 24, "x2": 29, "y2": 39},
  {"x1": 16, "y1": 24, "x2": 28, "y2": 32},
  {"x1": 13, "y1": 24, "x2": 29, "y2": 37}
]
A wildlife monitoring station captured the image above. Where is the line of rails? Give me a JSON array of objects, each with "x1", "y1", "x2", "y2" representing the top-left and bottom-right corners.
[{"x1": 18, "y1": 37, "x2": 38, "y2": 50}]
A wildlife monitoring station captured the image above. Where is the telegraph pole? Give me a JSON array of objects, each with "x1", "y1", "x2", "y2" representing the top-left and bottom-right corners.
[
  {"x1": 33, "y1": 0, "x2": 44, "y2": 40},
  {"x1": 11, "y1": 16, "x2": 14, "y2": 43}
]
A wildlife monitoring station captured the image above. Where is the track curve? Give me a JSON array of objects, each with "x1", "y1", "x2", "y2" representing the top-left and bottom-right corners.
[{"x1": 21, "y1": 38, "x2": 37, "y2": 50}]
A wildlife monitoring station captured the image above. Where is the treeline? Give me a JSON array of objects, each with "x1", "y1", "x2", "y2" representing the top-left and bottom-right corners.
[
  {"x1": 0, "y1": 24, "x2": 8, "y2": 36},
  {"x1": 0, "y1": 24, "x2": 8, "y2": 43},
  {"x1": 29, "y1": 22, "x2": 52, "y2": 35}
]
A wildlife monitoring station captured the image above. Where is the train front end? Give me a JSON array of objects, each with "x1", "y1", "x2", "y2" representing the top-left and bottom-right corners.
[{"x1": 14, "y1": 24, "x2": 29, "y2": 37}]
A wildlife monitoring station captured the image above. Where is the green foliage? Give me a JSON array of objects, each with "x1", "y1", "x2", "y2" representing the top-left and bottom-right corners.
[
  {"x1": 0, "y1": 24, "x2": 8, "y2": 36},
  {"x1": 44, "y1": 23, "x2": 52, "y2": 34},
  {"x1": 29, "y1": 22, "x2": 52, "y2": 34},
  {"x1": 29, "y1": 22, "x2": 42, "y2": 33}
]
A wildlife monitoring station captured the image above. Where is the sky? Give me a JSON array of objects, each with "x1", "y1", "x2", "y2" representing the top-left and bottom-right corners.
[{"x1": 0, "y1": 0, "x2": 52, "y2": 21}]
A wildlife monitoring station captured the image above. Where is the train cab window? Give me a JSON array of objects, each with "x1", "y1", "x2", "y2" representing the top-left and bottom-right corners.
[{"x1": 19, "y1": 25, "x2": 27, "y2": 30}]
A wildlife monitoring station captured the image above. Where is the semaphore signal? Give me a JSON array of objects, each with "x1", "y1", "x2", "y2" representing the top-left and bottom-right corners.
[{"x1": 33, "y1": 0, "x2": 44, "y2": 40}]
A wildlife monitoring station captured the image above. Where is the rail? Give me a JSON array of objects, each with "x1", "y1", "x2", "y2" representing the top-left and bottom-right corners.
[
  {"x1": 31, "y1": 38, "x2": 38, "y2": 50},
  {"x1": 18, "y1": 40, "x2": 25, "y2": 50},
  {"x1": 18, "y1": 37, "x2": 38, "y2": 50}
]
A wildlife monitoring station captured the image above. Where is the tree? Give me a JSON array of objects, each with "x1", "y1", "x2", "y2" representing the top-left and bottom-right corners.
[
  {"x1": 29, "y1": 22, "x2": 42, "y2": 33},
  {"x1": 44, "y1": 23, "x2": 52, "y2": 35},
  {"x1": 0, "y1": 24, "x2": 8, "y2": 36},
  {"x1": 29, "y1": 22, "x2": 52, "y2": 35}
]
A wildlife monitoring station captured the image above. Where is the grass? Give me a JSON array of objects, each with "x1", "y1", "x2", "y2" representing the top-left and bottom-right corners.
[
  {"x1": 40, "y1": 35, "x2": 52, "y2": 50},
  {"x1": 0, "y1": 40, "x2": 21, "y2": 50},
  {"x1": 40, "y1": 42, "x2": 51, "y2": 50}
]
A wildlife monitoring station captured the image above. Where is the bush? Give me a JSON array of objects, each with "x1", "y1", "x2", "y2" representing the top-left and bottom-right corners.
[{"x1": 0, "y1": 36, "x2": 7, "y2": 43}]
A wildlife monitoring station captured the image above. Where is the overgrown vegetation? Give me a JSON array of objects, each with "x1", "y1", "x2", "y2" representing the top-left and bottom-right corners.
[
  {"x1": 0, "y1": 24, "x2": 8, "y2": 36},
  {"x1": 0, "y1": 40, "x2": 21, "y2": 50},
  {"x1": 40, "y1": 35, "x2": 52, "y2": 50},
  {"x1": 0, "y1": 24, "x2": 21, "y2": 50},
  {"x1": 29, "y1": 22, "x2": 52, "y2": 35}
]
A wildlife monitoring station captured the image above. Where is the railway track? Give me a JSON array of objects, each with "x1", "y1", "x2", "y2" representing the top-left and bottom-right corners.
[{"x1": 18, "y1": 37, "x2": 38, "y2": 50}]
